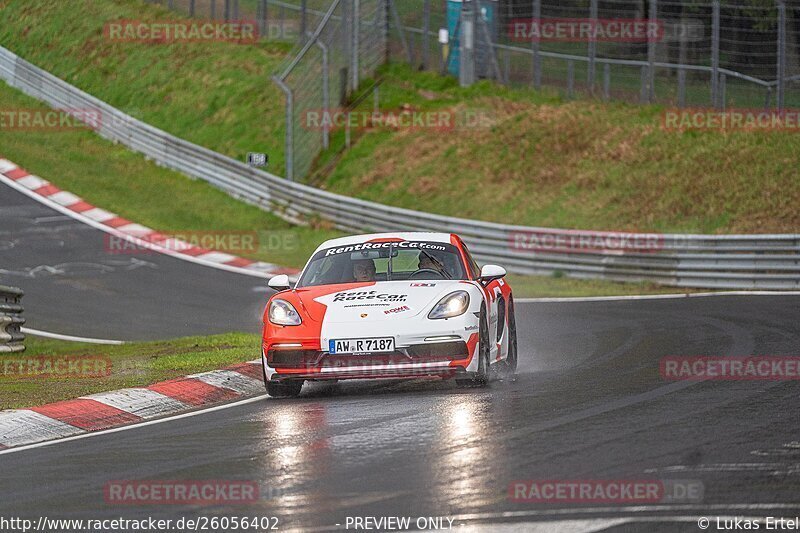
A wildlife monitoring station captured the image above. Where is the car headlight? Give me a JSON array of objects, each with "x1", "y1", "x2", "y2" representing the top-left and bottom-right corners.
[
  {"x1": 268, "y1": 299, "x2": 302, "y2": 326},
  {"x1": 428, "y1": 291, "x2": 470, "y2": 319}
]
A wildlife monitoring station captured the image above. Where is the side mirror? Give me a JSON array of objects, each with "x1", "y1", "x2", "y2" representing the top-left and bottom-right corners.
[
  {"x1": 479, "y1": 264, "x2": 506, "y2": 284},
  {"x1": 268, "y1": 274, "x2": 291, "y2": 292}
]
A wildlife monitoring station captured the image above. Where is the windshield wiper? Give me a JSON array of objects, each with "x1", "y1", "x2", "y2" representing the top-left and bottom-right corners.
[{"x1": 419, "y1": 249, "x2": 451, "y2": 279}]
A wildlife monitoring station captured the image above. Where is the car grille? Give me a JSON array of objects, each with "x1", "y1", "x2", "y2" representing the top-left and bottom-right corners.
[{"x1": 267, "y1": 341, "x2": 468, "y2": 369}]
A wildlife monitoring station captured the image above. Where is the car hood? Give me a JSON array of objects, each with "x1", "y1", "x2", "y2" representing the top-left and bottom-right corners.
[{"x1": 293, "y1": 280, "x2": 468, "y2": 323}]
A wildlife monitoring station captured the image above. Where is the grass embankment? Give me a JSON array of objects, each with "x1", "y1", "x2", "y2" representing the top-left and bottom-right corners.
[
  {"x1": 0, "y1": 333, "x2": 261, "y2": 409},
  {"x1": 1, "y1": 1, "x2": 797, "y2": 234},
  {"x1": 3, "y1": 0, "x2": 788, "y2": 295}
]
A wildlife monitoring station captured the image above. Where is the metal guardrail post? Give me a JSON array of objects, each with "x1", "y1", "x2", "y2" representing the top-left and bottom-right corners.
[
  {"x1": 272, "y1": 76, "x2": 294, "y2": 181},
  {"x1": 777, "y1": 0, "x2": 786, "y2": 111},
  {"x1": 0, "y1": 285, "x2": 25, "y2": 354},
  {"x1": 711, "y1": 0, "x2": 720, "y2": 107}
]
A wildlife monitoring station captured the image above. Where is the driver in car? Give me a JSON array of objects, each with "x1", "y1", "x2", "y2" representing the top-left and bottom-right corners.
[
  {"x1": 353, "y1": 259, "x2": 377, "y2": 282},
  {"x1": 417, "y1": 252, "x2": 448, "y2": 277}
]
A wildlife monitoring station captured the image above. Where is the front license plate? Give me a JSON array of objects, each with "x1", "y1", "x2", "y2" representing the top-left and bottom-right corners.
[{"x1": 329, "y1": 337, "x2": 395, "y2": 354}]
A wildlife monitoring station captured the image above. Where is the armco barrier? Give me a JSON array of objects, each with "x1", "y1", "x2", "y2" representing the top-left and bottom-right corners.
[
  {"x1": 0, "y1": 285, "x2": 25, "y2": 353},
  {"x1": 0, "y1": 45, "x2": 798, "y2": 290}
]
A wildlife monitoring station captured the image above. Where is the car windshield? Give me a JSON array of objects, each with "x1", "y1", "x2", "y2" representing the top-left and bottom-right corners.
[{"x1": 297, "y1": 241, "x2": 467, "y2": 287}]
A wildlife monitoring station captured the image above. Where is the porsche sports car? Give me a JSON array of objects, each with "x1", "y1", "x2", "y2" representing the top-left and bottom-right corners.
[{"x1": 261, "y1": 232, "x2": 517, "y2": 397}]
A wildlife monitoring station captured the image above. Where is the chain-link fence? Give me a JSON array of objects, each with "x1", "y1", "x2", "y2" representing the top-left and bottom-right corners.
[
  {"x1": 394, "y1": 1, "x2": 800, "y2": 109},
  {"x1": 273, "y1": 0, "x2": 387, "y2": 181}
]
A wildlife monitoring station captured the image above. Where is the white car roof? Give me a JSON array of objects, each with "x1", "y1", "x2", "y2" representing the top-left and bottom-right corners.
[{"x1": 315, "y1": 232, "x2": 454, "y2": 252}]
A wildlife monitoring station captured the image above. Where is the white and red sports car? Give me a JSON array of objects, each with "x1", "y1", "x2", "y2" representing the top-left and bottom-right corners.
[{"x1": 261, "y1": 232, "x2": 517, "y2": 397}]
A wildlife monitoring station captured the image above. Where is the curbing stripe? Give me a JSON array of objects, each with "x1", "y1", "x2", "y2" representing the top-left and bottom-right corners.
[
  {"x1": 5, "y1": 167, "x2": 29, "y2": 180},
  {"x1": 189, "y1": 369, "x2": 264, "y2": 395},
  {"x1": 30, "y1": 399, "x2": 141, "y2": 431},
  {"x1": 0, "y1": 159, "x2": 18, "y2": 173},
  {"x1": 148, "y1": 378, "x2": 241, "y2": 407},
  {"x1": 48, "y1": 190, "x2": 81, "y2": 206},
  {"x1": 82, "y1": 207, "x2": 117, "y2": 222},
  {"x1": 0, "y1": 410, "x2": 84, "y2": 448},
  {"x1": 17, "y1": 175, "x2": 48, "y2": 189},
  {"x1": 0, "y1": 364, "x2": 267, "y2": 449},
  {"x1": 82, "y1": 389, "x2": 188, "y2": 420},
  {"x1": 227, "y1": 362, "x2": 264, "y2": 381}
]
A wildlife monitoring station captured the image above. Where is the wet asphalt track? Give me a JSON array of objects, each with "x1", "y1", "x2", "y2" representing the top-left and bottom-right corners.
[{"x1": 2, "y1": 182, "x2": 800, "y2": 531}]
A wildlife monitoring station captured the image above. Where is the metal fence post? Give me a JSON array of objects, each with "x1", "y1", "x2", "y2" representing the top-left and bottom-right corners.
[
  {"x1": 314, "y1": 37, "x2": 330, "y2": 150},
  {"x1": 777, "y1": 0, "x2": 786, "y2": 111},
  {"x1": 389, "y1": 0, "x2": 413, "y2": 64},
  {"x1": 352, "y1": 0, "x2": 360, "y2": 92},
  {"x1": 678, "y1": 68, "x2": 686, "y2": 107},
  {"x1": 259, "y1": 0, "x2": 267, "y2": 39},
  {"x1": 422, "y1": 0, "x2": 431, "y2": 70},
  {"x1": 603, "y1": 63, "x2": 610, "y2": 101},
  {"x1": 301, "y1": 0, "x2": 308, "y2": 42},
  {"x1": 210, "y1": 0, "x2": 216, "y2": 20},
  {"x1": 459, "y1": 0, "x2": 476, "y2": 87},
  {"x1": 273, "y1": 77, "x2": 294, "y2": 181},
  {"x1": 567, "y1": 60, "x2": 574, "y2": 98},
  {"x1": 224, "y1": 0, "x2": 231, "y2": 21},
  {"x1": 711, "y1": 0, "x2": 720, "y2": 107},
  {"x1": 719, "y1": 73, "x2": 726, "y2": 110},
  {"x1": 588, "y1": 0, "x2": 597, "y2": 92},
  {"x1": 647, "y1": 0, "x2": 657, "y2": 103},
  {"x1": 189, "y1": 0, "x2": 195, "y2": 17},
  {"x1": 532, "y1": 0, "x2": 541, "y2": 90},
  {"x1": 234, "y1": 0, "x2": 239, "y2": 20},
  {"x1": 640, "y1": 66, "x2": 648, "y2": 103}
]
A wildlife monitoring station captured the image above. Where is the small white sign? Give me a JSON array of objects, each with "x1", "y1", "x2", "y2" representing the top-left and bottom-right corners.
[
  {"x1": 247, "y1": 152, "x2": 268, "y2": 167},
  {"x1": 438, "y1": 28, "x2": 449, "y2": 45}
]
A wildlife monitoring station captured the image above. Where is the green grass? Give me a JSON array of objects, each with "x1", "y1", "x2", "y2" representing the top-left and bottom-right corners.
[
  {"x1": 0, "y1": 333, "x2": 261, "y2": 409},
  {"x1": 324, "y1": 63, "x2": 800, "y2": 234}
]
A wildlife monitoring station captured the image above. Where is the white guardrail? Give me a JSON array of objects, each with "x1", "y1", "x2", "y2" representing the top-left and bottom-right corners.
[{"x1": 1, "y1": 45, "x2": 799, "y2": 290}]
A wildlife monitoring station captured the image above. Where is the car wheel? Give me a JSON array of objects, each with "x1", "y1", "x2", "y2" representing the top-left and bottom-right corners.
[
  {"x1": 499, "y1": 296, "x2": 518, "y2": 380},
  {"x1": 456, "y1": 305, "x2": 490, "y2": 388},
  {"x1": 266, "y1": 379, "x2": 304, "y2": 398}
]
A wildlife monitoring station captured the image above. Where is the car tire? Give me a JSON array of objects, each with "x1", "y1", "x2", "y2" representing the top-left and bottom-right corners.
[
  {"x1": 499, "y1": 296, "x2": 518, "y2": 380},
  {"x1": 266, "y1": 379, "x2": 304, "y2": 398},
  {"x1": 456, "y1": 305, "x2": 490, "y2": 388}
]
